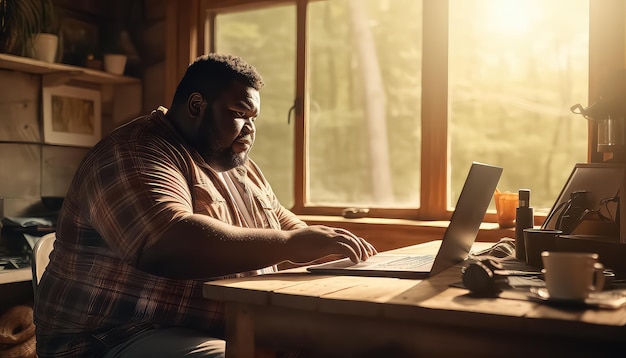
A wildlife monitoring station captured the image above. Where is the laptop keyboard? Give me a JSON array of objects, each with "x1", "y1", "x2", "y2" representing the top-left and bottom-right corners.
[{"x1": 376, "y1": 255, "x2": 435, "y2": 269}]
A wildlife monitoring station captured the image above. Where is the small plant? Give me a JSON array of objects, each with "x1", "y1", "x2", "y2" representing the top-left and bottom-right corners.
[{"x1": 0, "y1": 0, "x2": 55, "y2": 56}]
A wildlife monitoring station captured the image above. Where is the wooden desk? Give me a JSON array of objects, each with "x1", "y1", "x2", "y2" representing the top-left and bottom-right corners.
[{"x1": 203, "y1": 241, "x2": 626, "y2": 358}]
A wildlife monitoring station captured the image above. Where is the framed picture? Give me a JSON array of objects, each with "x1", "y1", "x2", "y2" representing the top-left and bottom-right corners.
[{"x1": 42, "y1": 85, "x2": 101, "y2": 147}]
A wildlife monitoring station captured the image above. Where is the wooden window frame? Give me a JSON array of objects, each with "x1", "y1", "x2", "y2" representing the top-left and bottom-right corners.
[{"x1": 166, "y1": 0, "x2": 625, "y2": 225}]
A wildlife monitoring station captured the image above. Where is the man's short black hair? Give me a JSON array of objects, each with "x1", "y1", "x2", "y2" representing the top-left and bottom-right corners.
[{"x1": 171, "y1": 53, "x2": 264, "y2": 106}]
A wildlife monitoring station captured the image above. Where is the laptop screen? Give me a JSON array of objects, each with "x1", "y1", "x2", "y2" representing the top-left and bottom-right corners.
[{"x1": 429, "y1": 162, "x2": 503, "y2": 275}]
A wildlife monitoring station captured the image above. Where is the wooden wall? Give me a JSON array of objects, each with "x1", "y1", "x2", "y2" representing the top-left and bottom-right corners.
[{"x1": 0, "y1": 0, "x2": 168, "y2": 217}]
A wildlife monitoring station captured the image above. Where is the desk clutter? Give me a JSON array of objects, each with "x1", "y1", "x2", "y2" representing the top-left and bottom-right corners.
[
  {"x1": 461, "y1": 239, "x2": 626, "y2": 310},
  {"x1": 534, "y1": 163, "x2": 626, "y2": 277},
  {"x1": 0, "y1": 216, "x2": 56, "y2": 271},
  {"x1": 468, "y1": 163, "x2": 626, "y2": 309},
  {"x1": 492, "y1": 163, "x2": 626, "y2": 279}
]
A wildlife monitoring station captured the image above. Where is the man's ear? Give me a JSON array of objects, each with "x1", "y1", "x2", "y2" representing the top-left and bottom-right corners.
[{"x1": 188, "y1": 92, "x2": 206, "y2": 118}]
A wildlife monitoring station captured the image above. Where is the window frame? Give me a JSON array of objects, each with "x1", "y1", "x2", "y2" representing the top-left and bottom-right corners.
[{"x1": 168, "y1": 0, "x2": 625, "y2": 224}]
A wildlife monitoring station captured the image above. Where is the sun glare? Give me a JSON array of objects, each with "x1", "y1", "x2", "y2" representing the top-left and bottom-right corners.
[{"x1": 484, "y1": 0, "x2": 540, "y2": 36}]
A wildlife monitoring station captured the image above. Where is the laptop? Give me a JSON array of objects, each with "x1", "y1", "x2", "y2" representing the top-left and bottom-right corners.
[{"x1": 307, "y1": 162, "x2": 503, "y2": 279}]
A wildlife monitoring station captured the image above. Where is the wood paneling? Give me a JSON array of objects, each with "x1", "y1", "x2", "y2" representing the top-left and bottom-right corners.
[
  {"x1": 165, "y1": 0, "x2": 204, "y2": 102},
  {"x1": 145, "y1": 0, "x2": 167, "y2": 21},
  {"x1": 41, "y1": 145, "x2": 88, "y2": 197},
  {"x1": 0, "y1": 143, "x2": 41, "y2": 216},
  {"x1": 205, "y1": 0, "x2": 292, "y2": 13},
  {"x1": 143, "y1": 62, "x2": 166, "y2": 112},
  {"x1": 54, "y1": 0, "x2": 111, "y2": 17},
  {"x1": 0, "y1": 144, "x2": 41, "y2": 197},
  {"x1": 0, "y1": 71, "x2": 41, "y2": 143}
]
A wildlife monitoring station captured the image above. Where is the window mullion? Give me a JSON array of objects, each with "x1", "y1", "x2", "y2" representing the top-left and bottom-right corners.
[
  {"x1": 420, "y1": 0, "x2": 449, "y2": 219},
  {"x1": 292, "y1": 0, "x2": 308, "y2": 212}
]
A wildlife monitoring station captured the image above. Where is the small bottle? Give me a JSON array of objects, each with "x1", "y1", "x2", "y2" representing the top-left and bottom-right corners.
[{"x1": 515, "y1": 189, "x2": 534, "y2": 261}]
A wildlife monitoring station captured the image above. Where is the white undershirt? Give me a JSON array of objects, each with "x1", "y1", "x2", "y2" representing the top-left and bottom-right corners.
[{"x1": 217, "y1": 172, "x2": 256, "y2": 228}]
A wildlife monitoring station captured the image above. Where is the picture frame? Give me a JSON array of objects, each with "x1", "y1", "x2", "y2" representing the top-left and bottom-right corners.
[
  {"x1": 42, "y1": 85, "x2": 101, "y2": 147},
  {"x1": 542, "y1": 163, "x2": 625, "y2": 243}
]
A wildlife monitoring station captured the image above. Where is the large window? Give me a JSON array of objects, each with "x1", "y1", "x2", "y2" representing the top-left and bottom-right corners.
[
  {"x1": 448, "y1": 0, "x2": 589, "y2": 212},
  {"x1": 204, "y1": 0, "x2": 618, "y2": 222},
  {"x1": 307, "y1": 0, "x2": 422, "y2": 208}
]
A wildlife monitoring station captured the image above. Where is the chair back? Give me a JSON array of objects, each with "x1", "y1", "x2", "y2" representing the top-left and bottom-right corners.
[{"x1": 31, "y1": 232, "x2": 56, "y2": 297}]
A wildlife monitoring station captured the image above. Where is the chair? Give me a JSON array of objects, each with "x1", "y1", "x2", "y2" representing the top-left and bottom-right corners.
[{"x1": 31, "y1": 232, "x2": 56, "y2": 297}]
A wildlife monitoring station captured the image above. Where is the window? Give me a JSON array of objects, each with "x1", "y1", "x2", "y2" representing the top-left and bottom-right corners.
[
  {"x1": 213, "y1": 5, "x2": 297, "y2": 208},
  {"x1": 307, "y1": 0, "x2": 422, "y2": 209},
  {"x1": 201, "y1": 0, "x2": 619, "y2": 222},
  {"x1": 449, "y1": 0, "x2": 589, "y2": 212}
]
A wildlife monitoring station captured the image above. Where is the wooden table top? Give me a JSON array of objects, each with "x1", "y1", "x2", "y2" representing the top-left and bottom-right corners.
[{"x1": 203, "y1": 241, "x2": 626, "y2": 343}]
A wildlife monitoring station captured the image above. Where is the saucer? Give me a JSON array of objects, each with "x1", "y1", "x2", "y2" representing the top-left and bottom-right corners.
[
  {"x1": 530, "y1": 287, "x2": 626, "y2": 309},
  {"x1": 531, "y1": 287, "x2": 587, "y2": 305}
]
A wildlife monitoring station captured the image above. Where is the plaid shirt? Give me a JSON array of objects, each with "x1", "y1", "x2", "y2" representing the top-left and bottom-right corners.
[{"x1": 34, "y1": 107, "x2": 306, "y2": 357}]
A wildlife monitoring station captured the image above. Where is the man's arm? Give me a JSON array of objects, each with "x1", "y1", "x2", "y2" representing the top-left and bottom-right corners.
[{"x1": 137, "y1": 213, "x2": 375, "y2": 279}]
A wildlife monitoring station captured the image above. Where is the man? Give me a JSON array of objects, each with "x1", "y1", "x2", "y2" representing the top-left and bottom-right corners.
[{"x1": 34, "y1": 54, "x2": 376, "y2": 357}]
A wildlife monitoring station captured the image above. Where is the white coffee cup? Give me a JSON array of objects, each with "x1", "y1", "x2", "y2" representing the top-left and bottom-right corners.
[{"x1": 541, "y1": 251, "x2": 605, "y2": 301}]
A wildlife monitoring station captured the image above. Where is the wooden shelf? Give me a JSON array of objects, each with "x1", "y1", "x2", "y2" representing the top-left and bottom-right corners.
[
  {"x1": 0, "y1": 268, "x2": 32, "y2": 285},
  {"x1": 0, "y1": 53, "x2": 140, "y2": 85}
]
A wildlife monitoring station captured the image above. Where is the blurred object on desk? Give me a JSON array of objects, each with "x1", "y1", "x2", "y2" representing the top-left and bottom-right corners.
[
  {"x1": 1, "y1": 216, "x2": 55, "y2": 264},
  {"x1": 542, "y1": 163, "x2": 623, "y2": 242},
  {"x1": 40, "y1": 196, "x2": 63, "y2": 212},
  {"x1": 494, "y1": 190, "x2": 517, "y2": 229}
]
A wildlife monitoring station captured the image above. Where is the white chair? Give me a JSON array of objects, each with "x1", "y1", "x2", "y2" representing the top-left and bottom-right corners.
[{"x1": 31, "y1": 232, "x2": 56, "y2": 297}]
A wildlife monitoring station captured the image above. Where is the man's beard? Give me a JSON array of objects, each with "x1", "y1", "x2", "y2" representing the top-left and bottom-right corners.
[
  {"x1": 197, "y1": 110, "x2": 249, "y2": 171},
  {"x1": 213, "y1": 146, "x2": 248, "y2": 170}
]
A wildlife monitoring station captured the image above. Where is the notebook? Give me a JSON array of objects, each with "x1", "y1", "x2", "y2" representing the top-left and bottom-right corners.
[{"x1": 307, "y1": 162, "x2": 503, "y2": 279}]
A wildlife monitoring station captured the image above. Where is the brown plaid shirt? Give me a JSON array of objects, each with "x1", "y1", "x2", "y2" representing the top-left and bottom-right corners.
[{"x1": 34, "y1": 107, "x2": 306, "y2": 357}]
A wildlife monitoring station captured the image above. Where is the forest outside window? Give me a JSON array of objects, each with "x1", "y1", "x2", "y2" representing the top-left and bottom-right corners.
[{"x1": 203, "y1": 0, "x2": 605, "y2": 222}]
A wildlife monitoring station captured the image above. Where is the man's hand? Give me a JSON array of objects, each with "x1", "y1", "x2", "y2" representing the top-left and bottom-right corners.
[{"x1": 285, "y1": 225, "x2": 377, "y2": 264}]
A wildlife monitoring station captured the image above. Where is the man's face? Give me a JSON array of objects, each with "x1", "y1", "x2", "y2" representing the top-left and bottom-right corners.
[{"x1": 197, "y1": 81, "x2": 260, "y2": 171}]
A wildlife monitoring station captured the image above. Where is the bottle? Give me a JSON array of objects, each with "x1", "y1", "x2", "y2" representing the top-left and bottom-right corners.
[{"x1": 515, "y1": 189, "x2": 534, "y2": 261}]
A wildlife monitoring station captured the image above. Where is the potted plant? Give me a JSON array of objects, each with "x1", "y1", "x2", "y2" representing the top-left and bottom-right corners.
[
  {"x1": 101, "y1": 25, "x2": 128, "y2": 75},
  {"x1": 0, "y1": 0, "x2": 57, "y2": 61}
]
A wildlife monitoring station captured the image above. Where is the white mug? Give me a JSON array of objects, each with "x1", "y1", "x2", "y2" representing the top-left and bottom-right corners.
[{"x1": 541, "y1": 251, "x2": 604, "y2": 301}]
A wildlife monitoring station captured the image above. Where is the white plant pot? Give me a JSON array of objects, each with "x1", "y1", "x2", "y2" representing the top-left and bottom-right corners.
[
  {"x1": 104, "y1": 54, "x2": 127, "y2": 75},
  {"x1": 32, "y1": 33, "x2": 58, "y2": 63}
]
